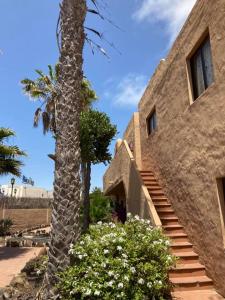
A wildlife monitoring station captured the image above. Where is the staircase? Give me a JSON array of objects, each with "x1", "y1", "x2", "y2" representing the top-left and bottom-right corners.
[{"x1": 140, "y1": 170, "x2": 224, "y2": 299}]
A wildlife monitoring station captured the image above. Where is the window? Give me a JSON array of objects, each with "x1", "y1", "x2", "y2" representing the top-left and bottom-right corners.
[
  {"x1": 147, "y1": 109, "x2": 157, "y2": 135},
  {"x1": 217, "y1": 178, "x2": 225, "y2": 246},
  {"x1": 190, "y1": 36, "x2": 214, "y2": 100}
]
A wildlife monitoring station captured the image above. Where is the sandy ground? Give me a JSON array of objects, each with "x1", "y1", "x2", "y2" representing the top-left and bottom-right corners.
[{"x1": 0, "y1": 246, "x2": 42, "y2": 288}]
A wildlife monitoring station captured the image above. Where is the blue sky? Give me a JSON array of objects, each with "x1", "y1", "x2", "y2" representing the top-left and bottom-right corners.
[{"x1": 0, "y1": 0, "x2": 196, "y2": 190}]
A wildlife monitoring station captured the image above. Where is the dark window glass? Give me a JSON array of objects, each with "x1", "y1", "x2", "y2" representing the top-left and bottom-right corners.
[
  {"x1": 147, "y1": 109, "x2": 157, "y2": 135},
  {"x1": 190, "y1": 36, "x2": 214, "y2": 100}
]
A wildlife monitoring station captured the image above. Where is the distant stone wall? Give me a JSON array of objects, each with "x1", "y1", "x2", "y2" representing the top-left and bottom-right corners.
[
  {"x1": 0, "y1": 197, "x2": 51, "y2": 209},
  {"x1": 0, "y1": 197, "x2": 52, "y2": 231}
]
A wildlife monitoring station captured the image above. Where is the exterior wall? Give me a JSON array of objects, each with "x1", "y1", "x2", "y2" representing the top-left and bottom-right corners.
[
  {"x1": 104, "y1": 141, "x2": 161, "y2": 226},
  {"x1": 138, "y1": 0, "x2": 225, "y2": 295},
  {"x1": 0, "y1": 208, "x2": 51, "y2": 232},
  {"x1": 0, "y1": 197, "x2": 51, "y2": 231}
]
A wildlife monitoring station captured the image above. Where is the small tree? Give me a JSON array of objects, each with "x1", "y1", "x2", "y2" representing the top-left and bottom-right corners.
[
  {"x1": 80, "y1": 110, "x2": 117, "y2": 231},
  {"x1": 89, "y1": 187, "x2": 112, "y2": 223}
]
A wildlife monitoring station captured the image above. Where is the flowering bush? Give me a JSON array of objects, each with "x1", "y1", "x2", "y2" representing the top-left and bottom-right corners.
[{"x1": 58, "y1": 214, "x2": 176, "y2": 300}]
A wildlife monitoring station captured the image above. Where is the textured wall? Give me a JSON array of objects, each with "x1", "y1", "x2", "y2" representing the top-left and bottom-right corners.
[
  {"x1": 138, "y1": 0, "x2": 225, "y2": 295},
  {"x1": 0, "y1": 208, "x2": 51, "y2": 231},
  {"x1": 0, "y1": 197, "x2": 51, "y2": 209}
]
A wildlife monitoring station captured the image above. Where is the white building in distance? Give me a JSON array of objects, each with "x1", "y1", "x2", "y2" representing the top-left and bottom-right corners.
[{"x1": 0, "y1": 184, "x2": 53, "y2": 199}]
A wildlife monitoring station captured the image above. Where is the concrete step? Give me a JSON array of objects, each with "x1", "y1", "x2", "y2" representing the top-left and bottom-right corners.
[
  {"x1": 163, "y1": 224, "x2": 184, "y2": 234},
  {"x1": 170, "y1": 276, "x2": 213, "y2": 291},
  {"x1": 155, "y1": 203, "x2": 171, "y2": 208},
  {"x1": 170, "y1": 263, "x2": 206, "y2": 278},
  {"x1": 153, "y1": 200, "x2": 169, "y2": 206},
  {"x1": 145, "y1": 184, "x2": 161, "y2": 189},
  {"x1": 149, "y1": 190, "x2": 165, "y2": 196},
  {"x1": 151, "y1": 195, "x2": 168, "y2": 200},
  {"x1": 175, "y1": 251, "x2": 199, "y2": 264},
  {"x1": 166, "y1": 232, "x2": 189, "y2": 242},
  {"x1": 172, "y1": 289, "x2": 225, "y2": 299},
  {"x1": 160, "y1": 216, "x2": 179, "y2": 225},
  {"x1": 170, "y1": 241, "x2": 193, "y2": 253}
]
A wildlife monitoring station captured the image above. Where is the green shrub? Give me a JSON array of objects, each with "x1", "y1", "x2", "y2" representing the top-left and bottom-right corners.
[
  {"x1": 22, "y1": 255, "x2": 48, "y2": 277},
  {"x1": 90, "y1": 188, "x2": 113, "y2": 223},
  {"x1": 58, "y1": 214, "x2": 176, "y2": 300},
  {"x1": 0, "y1": 218, "x2": 13, "y2": 236}
]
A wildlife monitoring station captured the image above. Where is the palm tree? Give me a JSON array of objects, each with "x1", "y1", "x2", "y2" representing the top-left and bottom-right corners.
[
  {"x1": 0, "y1": 128, "x2": 26, "y2": 177},
  {"x1": 21, "y1": 65, "x2": 97, "y2": 135},
  {"x1": 41, "y1": 1, "x2": 87, "y2": 298}
]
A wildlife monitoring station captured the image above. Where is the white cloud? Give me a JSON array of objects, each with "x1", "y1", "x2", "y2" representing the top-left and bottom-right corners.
[
  {"x1": 111, "y1": 74, "x2": 147, "y2": 107},
  {"x1": 133, "y1": 0, "x2": 197, "y2": 43}
]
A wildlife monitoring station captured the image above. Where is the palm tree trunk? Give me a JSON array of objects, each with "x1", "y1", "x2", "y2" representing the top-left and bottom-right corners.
[
  {"x1": 81, "y1": 162, "x2": 91, "y2": 232},
  {"x1": 42, "y1": 0, "x2": 87, "y2": 298}
]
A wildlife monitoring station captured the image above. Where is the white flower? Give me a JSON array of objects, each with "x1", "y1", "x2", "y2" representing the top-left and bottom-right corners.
[
  {"x1": 147, "y1": 282, "x2": 152, "y2": 288},
  {"x1": 157, "y1": 280, "x2": 162, "y2": 285},
  {"x1": 138, "y1": 278, "x2": 144, "y2": 285},
  {"x1": 108, "y1": 271, "x2": 114, "y2": 277},
  {"x1": 127, "y1": 212, "x2": 132, "y2": 218},
  {"x1": 36, "y1": 270, "x2": 41, "y2": 276},
  {"x1": 84, "y1": 289, "x2": 91, "y2": 296},
  {"x1": 94, "y1": 290, "x2": 100, "y2": 296},
  {"x1": 69, "y1": 243, "x2": 73, "y2": 249},
  {"x1": 118, "y1": 283, "x2": 123, "y2": 289},
  {"x1": 122, "y1": 253, "x2": 128, "y2": 259},
  {"x1": 104, "y1": 249, "x2": 109, "y2": 254},
  {"x1": 78, "y1": 254, "x2": 83, "y2": 260},
  {"x1": 80, "y1": 241, "x2": 84, "y2": 245},
  {"x1": 134, "y1": 215, "x2": 140, "y2": 220},
  {"x1": 117, "y1": 246, "x2": 123, "y2": 251},
  {"x1": 130, "y1": 267, "x2": 136, "y2": 273},
  {"x1": 124, "y1": 276, "x2": 129, "y2": 281},
  {"x1": 107, "y1": 280, "x2": 114, "y2": 287},
  {"x1": 68, "y1": 248, "x2": 74, "y2": 255},
  {"x1": 101, "y1": 263, "x2": 106, "y2": 268},
  {"x1": 165, "y1": 240, "x2": 170, "y2": 246},
  {"x1": 97, "y1": 221, "x2": 102, "y2": 225}
]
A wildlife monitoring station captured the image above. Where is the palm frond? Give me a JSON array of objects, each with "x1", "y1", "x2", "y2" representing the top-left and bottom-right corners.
[
  {"x1": 42, "y1": 111, "x2": 51, "y2": 134},
  {"x1": 0, "y1": 128, "x2": 15, "y2": 142},
  {"x1": 33, "y1": 108, "x2": 42, "y2": 128}
]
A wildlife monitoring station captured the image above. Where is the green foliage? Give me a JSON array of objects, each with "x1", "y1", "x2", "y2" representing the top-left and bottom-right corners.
[
  {"x1": 80, "y1": 110, "x2": 117, "y2": 164},
  {"x1": 58, "y1": 215, "x2": 176, "y2": 300},
  {"x1": 22, "y1": 255, "x2": 48, "y2": 278},
  {"x1": 0, "y1": 128, "x2": 26, "y2": 177},
  {"x1": 21, "y1": 65, "x2": 58, "y2": 134},
  {"x1": 21, "y1": 64, "x2": 97, "y2": 134},
  {"x1": 0, "y1": 218, "x2": 13, "y2": 236},
  {"x1": 90, "y1": 188, "x2": 113, "y2": 223}
]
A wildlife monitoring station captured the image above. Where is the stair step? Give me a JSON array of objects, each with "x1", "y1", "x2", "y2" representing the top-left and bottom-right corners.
[
  {"x1": 161, "y1": 216, "x2": 179, "y2": 225},
  {"x1": 175, "y1": 251, "x2": 199, "y2": 264},
  {"x1": 153, "y1": 200, "x2": 169, "y2": 206},
  {"x1": 149, "y1": 190, "x2": 165, "y2": 196},
  {"x1": 151, "y1": 196, "x2": 168, "y2": 200},
  {"x1": 146, "y1": 185, "x2": 161, "y2": 189},
  {"x1": 171, "y1": 242, "x2": 193, "y2": 253},
  {"x1": 170, "y1": 276, "x2": 213, "y2": 291},
  {"x1": 157, "y1": 207, "x2": 174, "y2": 213},
  {"x1": 140, "y1": 170, "x2": 154, "y2": 174},
  {"x1": 170, "y1": 263, "x2": 206, "y2": 278},
  {"x1": 163, "y1": 224, "x2": 184, "y2": 234},
  {"x1": 155, "y1": 203, "x2": 171, "y2": 208},
  {"x1": 166, "y1": 232, "x2": 189, "y2": 242}
]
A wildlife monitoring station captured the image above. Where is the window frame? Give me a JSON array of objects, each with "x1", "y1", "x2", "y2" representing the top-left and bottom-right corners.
[
  {"x1": 186, "y1": 30, "x2": 215, "y2": 103},
  {"x1": 146, "y1": 108, "x2": 157, "y2": 136},
  {"x1": 216, "y1": 178, "x2": 225, "y2": 248}
]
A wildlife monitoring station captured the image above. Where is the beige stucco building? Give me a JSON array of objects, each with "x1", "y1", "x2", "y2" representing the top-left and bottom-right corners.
[{"x1": 104, "y1": 0, "x2": 225, "y2": 297}]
